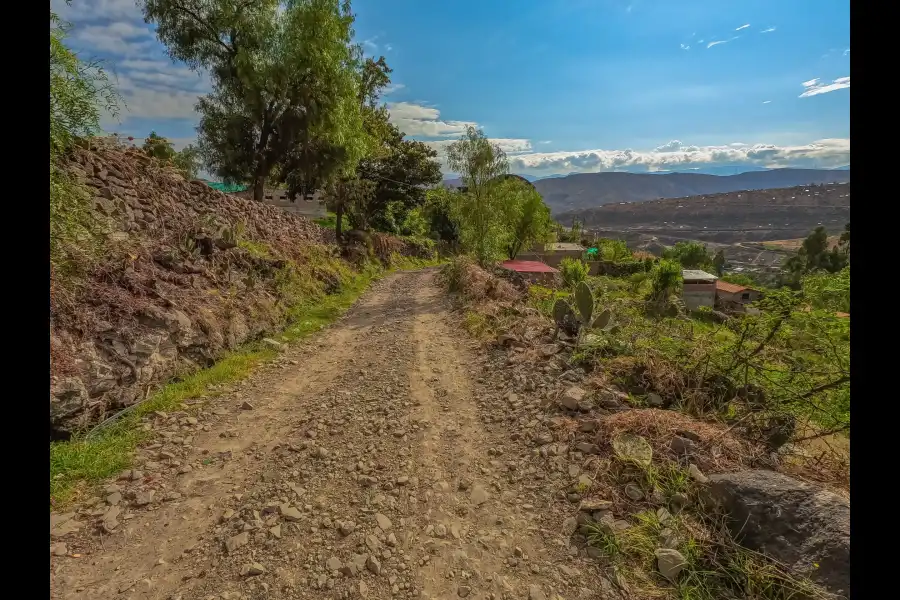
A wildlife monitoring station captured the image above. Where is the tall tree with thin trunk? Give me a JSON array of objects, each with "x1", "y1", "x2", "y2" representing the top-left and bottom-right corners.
[
  {"x1": 143, "y1": 0, "x2": 365, "y2": 200},
  {"x1": 446, "y1": 126, "x2": 509, "y2": 265}
]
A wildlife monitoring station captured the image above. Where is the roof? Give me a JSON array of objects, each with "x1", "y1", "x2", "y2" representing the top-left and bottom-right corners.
[
  {"x1": 682, "y1": 269, "x2": 717, "y2": 282},
  {"x1": 716, "y1": 280, "x2": 755, "y2": 294},
  {"x1": 547, "y1": 243, "x2": 584, "y2": 251},
  {"x1": 501, "y1": 260, "x2": 558, "y2": 274}
]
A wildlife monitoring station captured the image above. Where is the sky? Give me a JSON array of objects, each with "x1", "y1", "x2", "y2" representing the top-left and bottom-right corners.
[{"x1": 53, "y1": 0, "x2": 850, "y2": 177}]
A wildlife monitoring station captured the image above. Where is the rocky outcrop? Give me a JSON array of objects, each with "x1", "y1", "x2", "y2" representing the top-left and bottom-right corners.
[
  {"x1": 50, "y1": 141, "x2": 344, "y2": 435},
  {"x1": 706, "y1": 470, "x2": 850, "y2": 598}
]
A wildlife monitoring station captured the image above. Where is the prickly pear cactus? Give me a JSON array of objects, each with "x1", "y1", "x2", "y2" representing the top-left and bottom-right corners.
[
  {"x1": 592, "y1": 308, "x2": 611, "y2": 329},
  {"x1": 552, "y1": 298, "x2": 571, "y2": 326},
  {"x1": 574, "y1": 281, "x2": 594, "y2": 324}
]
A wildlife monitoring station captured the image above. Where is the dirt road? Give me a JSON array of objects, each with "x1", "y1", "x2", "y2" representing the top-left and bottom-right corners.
[{"x1": 50, "y1": 269, "x2": 614, "y2": 600}]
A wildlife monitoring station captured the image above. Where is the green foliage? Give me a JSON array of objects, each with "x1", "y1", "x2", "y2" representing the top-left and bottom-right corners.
[
  {"x1": 173, "y1": 144, "x2": 201, "y2": 180},
  {"x1": 712, "y1": 249, "x2": 726, "y2": 276},
  {"x1": 559, "y1": 257, "x2": 590, "y2": 288},
  {"x1": 145, "y1": 0, "x2": 367, "y2": 199},
  {"x1": 574, "y1": 281, "x2": 595, "y2": 324},
  {"x1": 142, "y1": 131, "x2": 201, "y2": 180},
  {"x1": 802, "y1": 267, "x2": 850, "y2": 314},
  {"x1": 423, "y1": 187, "x2": 460, "y2": 243},
  {"x1": 720, "y1": 273, "x2": 755, "y2": 287},
  {"x1": 446, "y1": 126, "x2": 510, "y2": 265},
  {"x1": 649, "y1": 259, "x2": 683, "y2": 299},
  {"x1": 494, "y1": 178, "x2": 554, "y2": 259},
  {"x1": 50, "y1": 8, "x2": 121, "y2": 274},
  {"x1": 662, "y1": 241, "x2": 713, "y2": 270},
  {"x1": 597, "y1": 238, "x2": 631, "y2": 262},
  {"x1": 780, "y1": 225, "x2": 849, "y2": 288}
]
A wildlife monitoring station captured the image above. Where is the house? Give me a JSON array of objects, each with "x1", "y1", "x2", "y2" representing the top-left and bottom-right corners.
[
  {"x1": 230, "y1": 187, "x2": 327, "y2": 219},
  {"x1": 715, "y1": 280, "x2": 763, "y2": 311},
  {"x1": 681, "y1": 269, "x2": 718, "y2": 310},
  {"x1": 517, "y1": 242, "x2": 585, "y2": 268},
  {"x1": 500, "y1": 260, "x2": 559, "y2": 284}
]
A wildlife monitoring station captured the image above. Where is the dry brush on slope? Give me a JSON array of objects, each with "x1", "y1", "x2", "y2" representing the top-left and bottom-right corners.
[{"x1": 50, "y1": 139, "x2": 411, "y2": 437}]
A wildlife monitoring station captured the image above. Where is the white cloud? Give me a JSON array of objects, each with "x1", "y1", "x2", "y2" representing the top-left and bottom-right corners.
[
  {"x1": 707, "y1": 40, "x2": 728, "y2": 48},
  {"x1": 538, "y1": 141, "x2": 552, "y2": 145},
  {"x1": 760, "y1": 27, "x2": 777, "y2": 33},
  {"x1": 799, "y1": 76, "x2": 850, "y2": 98},
  {"x1": 680, "y1": 43, "x2": 690, "y2": 50},
  {"x1": 387, "y1": 102, "x2": 477, "y2": 137},
  {"x1": 505, "y1": 138, "x2": 850, "y2": 176},
  {"x1": 843, "y1": 48, "x2": 850, "y2": 56},
  {"x1": 735, "y1": 24, "x2": 750, "y2": 31},
  {"x1": 383, "y1": 83, "x2": 405, "y2": 96},
  {"x1": 762, "y1": 100, "x2": 772, "y2": 104}
]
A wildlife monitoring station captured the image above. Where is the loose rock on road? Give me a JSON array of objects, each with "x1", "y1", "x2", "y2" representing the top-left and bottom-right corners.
[{"x1": 50, "y1": 269, "x2": 619, "y2": 600}]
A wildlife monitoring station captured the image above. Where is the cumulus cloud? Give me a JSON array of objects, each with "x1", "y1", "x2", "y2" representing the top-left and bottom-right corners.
[
  {"x1": 387, "y1": 102, "x2": 478, "y2": 137},
  {"x1": 504, "y1": 139, "x2": 850, "y2": 176},
  {"x1": 735, "y1": 24, "x2": 750, "y2": 31},
  {"x1": 799, "y1": 76, "x2": 850, "y2": 98}
]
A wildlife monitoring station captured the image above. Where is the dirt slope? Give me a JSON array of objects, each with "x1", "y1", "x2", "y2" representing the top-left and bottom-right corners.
[{"x1": 50, "y1": 269, "x2": 616, "y2": 600}]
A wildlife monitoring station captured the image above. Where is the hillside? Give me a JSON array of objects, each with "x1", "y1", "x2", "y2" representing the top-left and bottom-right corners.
[
  {"x1": 557, "y1": 182, "x2": 851, "y2": 244},
  {"x1": 49, "y1": 140, "x2": 419, "y2": 438},
  {"x1": 533, "y1": 168, "x2": 850, "y2": 214}
]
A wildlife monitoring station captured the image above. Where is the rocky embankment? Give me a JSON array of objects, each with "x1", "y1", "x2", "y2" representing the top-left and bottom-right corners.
[{"x1": 51, "y1": 140, "x2": 358, "y2": 437}]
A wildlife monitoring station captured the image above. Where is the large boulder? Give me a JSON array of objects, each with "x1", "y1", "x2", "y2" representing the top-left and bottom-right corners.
[{"x1": 706, "y1": 470, "x2": 849, "y2": 597}]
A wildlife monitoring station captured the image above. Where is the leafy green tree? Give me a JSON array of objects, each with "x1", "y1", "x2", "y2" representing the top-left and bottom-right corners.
[
  {"x1": 446, "y1": 126, "x2": 510, "y2": 264},
  {"x1": 649, "y1": 259, "x2": 683, "y2": 300},
  {"x1": 143, "y1": 131, "x2": 177, "y2": 161},
  {"x1": 597, "y1": 238, "x2": 630, "y2": 262},
  {"x1": 712, "y1": 249, "x2": 726, "y2": 276},
  {"x1": 780, "y1": 226, "x2": 849, "y2": 288},
  {"x1": 802, "y1": 267, "x2": 850, "y2": 314},
  {"x1": 423, "y1": 188, "x2": 460, "y2": 243},
  {"x1": 144, "y1": 0, "x2": 366, "y2": 200},
  {"x1": 494, "y1": 178, "x2": 554, "y2": 259},
  {"x1": 50, "y1": 6, "x2": 120, "y2": 273},
  {"x1": 662, "y1": 241, "x2": 713, "y2": 270},
  {"x1": 173, "y1": 145, "x2": 201, "y2": 180}
]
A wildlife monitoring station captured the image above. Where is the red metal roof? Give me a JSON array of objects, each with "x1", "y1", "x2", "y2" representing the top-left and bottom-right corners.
[
  {"x1": 716, "y1": 280, "x2": 752, "y2": 294},
  {"x1": 501, "y1": 260, "x2": 558, "y2": 273}
]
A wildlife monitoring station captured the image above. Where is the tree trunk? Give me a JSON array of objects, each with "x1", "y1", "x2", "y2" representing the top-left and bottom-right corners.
[
  {"x1": 335, "y1": 198, "x2": 344, "y2": 241},
  {"x1": 253, "y1": 175, "x2": 266, "y2": 201}
]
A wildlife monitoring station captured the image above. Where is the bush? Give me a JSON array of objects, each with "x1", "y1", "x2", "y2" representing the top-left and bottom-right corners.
[
  {"x1": 559, "y1": 257, "x2": 590, "y2": 288},
  {"x1": 648, "y1": 259, "x2": 683, "y2": 300}
]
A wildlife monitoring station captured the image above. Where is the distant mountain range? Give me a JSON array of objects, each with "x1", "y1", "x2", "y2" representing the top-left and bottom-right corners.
[{"x1": 443, "y1": 167, "x2": 851, "y2": 214}]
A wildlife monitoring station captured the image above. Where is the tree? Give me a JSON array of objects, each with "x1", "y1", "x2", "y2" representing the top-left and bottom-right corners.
[
  {"x1": 779, "y1": 226, "x2": 848, "y2": 288},
  {"x1": 802, "y1": 267, "x2": 850, "y2": 314},
  {"x1": 663, "y1": 241, "x2": 713, "y2": 270},
  {"x1": 174, "y1": 145, "x2": 201, "y2": 180},
  {"x1": 143, "y1": 131, "x2": 177, "y2": 161},
  {"x1": 495, "y1": 178, "x2": 554, "y2": 259},
  {"x1": 144, "y1": 0, "x2": 366, "y2": 200},
  {"x1": 446, "y1": 126, "x2": 510, "y2": 264},
  {"x1": 649, "y1": 259, "x2": 683, "y2": 300},
  {"x1": 712, "y1": 249, "x2": 726, "y2": 277},
  {"x1": 423, "y1": 187, "x2": 460, "y2": 243}
]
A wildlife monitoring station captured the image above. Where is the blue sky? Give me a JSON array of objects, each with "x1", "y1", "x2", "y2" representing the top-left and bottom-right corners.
[{"x1": 53, "y1": 0, "x2": 850, "y2": 176}]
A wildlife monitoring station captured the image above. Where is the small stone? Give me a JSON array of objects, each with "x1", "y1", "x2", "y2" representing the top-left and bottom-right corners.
[
  {"x1": 457, "y1": 584, "x2": 472, "y2": 597},
  {"x1": 624, "y1": 483, "x2": 644, "y2": 501},
  {"x1": 560, "y1": 387, "x2": 586, "y2": 410},
  {"x1": 375, "y1": 513, "x2": 392, "y2": 531},
  {"x1": 50, "y1": 543, "x2": 68, "y2": 556},
  {"x1": 365, "y1": 554, "x2": 382, "y2": 575},
  {"x1": 106, "y1": 492, "x2": 122, "y2": 506},
  {"x1": 646, "y1": 393, "x2": 664, "y2": 407},
  {"x1": 338, "y1": 521, "x2": 356, "y2": 536},
  {"x1": 562, "y1": 517, "x2": 578, "y2": 535},
  {"x1": 326, "y1": 557, "x2": 343, "y2": 572},
  {"x1": 670, "y1": 493, "x2": 689, "y2": 513},
  {"x1": 655, "y1": 548, "x2": 686, "y2": 581},
  {"x1": 240, "y1": 401, "x2": 254, "y2": 410},
  {"x1": 579, "y1": 499, "x2": 613, "y2": 512},
  {"x1": 688, "y1": 463, "x2": 708, "y2": 483},
  {"x1": 670, "y1": 436, "x2": 697, "y2": 457},
  {"x1": 396, "y1": 475, "x2": 409, "y2": 485},
  {"x1": 133, "y1": 490, "x2": 155, "y2": 506},
  {"x1": 575, "y1": 442, "x2": 599, "y2": 454},
  {"x1": 656, "y1": 508, "x2": 673, "y2": 524},
  {"x1": 240, "y1": 562, "x2": 266, "y2": 577},
  {"x1": 279, "y1": 504, "x2": 303, "y2": 521},
  {"x1": 529, "y1": 584, "x2": 548, "y2": 600},
  {"x1": 269, "y1": 524, "x2": 282, "y2": 539},
  {"x1": 470, "y1": 485, "x2": 489, "y2": 505},
  {"x1": 359, "y1": 581, "x2": 369, "y2": 598},
  {"x1": 226, "y1": 532, "x2": 249, "y2": 553}
]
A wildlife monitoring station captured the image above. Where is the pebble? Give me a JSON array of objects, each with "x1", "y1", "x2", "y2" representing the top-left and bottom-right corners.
[
  {"x1": 469, "y1": 486, "x2": 489, "y2": 505},
  {"x1": 655, "y1": 548, "x2": 686, "y2": 581},
  {"x1": 375, "y1": 513, "x2": 392, "y2": 531}
]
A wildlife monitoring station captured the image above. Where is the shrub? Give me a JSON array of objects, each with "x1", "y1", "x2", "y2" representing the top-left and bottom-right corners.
[
  {"x1": 559, "y1": 257, "x2": 590, "y2": 288},
  {"x1": 648, "y1": 259, "x2": 683, "y2": 300}
]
